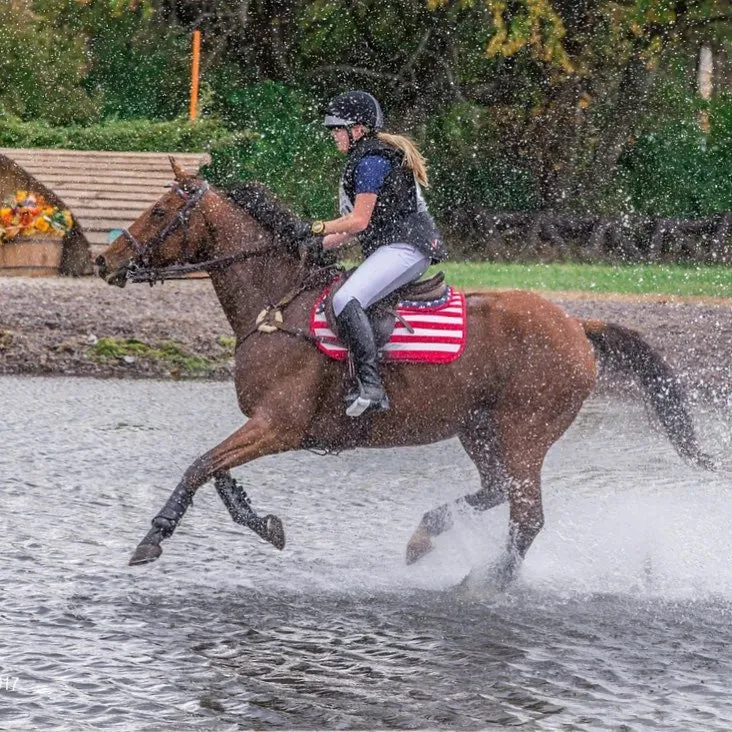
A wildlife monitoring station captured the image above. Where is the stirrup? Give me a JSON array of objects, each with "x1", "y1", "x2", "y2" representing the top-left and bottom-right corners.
[{"x1": 345, "y1": 392, "x2": 390, "y2": 418}]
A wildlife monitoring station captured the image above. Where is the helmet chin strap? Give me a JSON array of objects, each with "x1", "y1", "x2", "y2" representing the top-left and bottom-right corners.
[{"x1": 344, "y1": 125, "x2": 373, "y2": 152}]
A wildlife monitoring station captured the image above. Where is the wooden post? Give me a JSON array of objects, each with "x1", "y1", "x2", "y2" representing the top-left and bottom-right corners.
[
  {"x1": 189, "y1": 29, "x2": 201, "y2": 122},
  {"x1": 698, "y1": 45, "x2": 713, "y2": 135}
]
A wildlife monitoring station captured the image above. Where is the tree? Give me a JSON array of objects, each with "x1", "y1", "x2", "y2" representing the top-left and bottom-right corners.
[
  {"x1": 425, "y1": 0, "x2": 732, "y2": 211},
  {"x1": 16, "y1": 0, "x2": 732, "y2": 218},
  {"x1": 0, "y1": 0, "x2": 100, "y2": 124}
]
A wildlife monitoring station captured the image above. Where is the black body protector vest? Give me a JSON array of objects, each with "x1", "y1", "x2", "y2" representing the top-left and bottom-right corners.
[{"x1": 339, "y1": 136, "x2": 447, "y2": 263}]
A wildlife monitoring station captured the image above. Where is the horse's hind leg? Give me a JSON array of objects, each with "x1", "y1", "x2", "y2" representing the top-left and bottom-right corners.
[
  {"x1": 407, "y1": 393, "x2": 586, "y2": 588},
  {"x1": 489, "y1": 445, "x2": 544, "y2": 588},
  {"x1": 487, "y1": 382, "x2": 591, "y2": 587},
  {"x1": 406, "y1": 410, "x2": 510, "y2": 564}
]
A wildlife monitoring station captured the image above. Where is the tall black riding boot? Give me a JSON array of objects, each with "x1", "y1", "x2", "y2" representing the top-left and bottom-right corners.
[{"x1": 335, "y1": 299, "x2": 389, "y2": 417}]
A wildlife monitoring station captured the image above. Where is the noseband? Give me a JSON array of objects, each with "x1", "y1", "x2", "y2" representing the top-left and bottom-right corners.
[{"x1": 121, "y1": 181, "x2": 276, "y2": 285}]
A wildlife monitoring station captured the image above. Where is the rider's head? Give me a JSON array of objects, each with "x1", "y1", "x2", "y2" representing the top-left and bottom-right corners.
[{"x1": 323, "y1": 90, "x2": 384, "y2": 153}]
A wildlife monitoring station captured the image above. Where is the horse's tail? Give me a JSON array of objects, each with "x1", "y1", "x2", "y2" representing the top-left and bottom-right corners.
[{"x1": 581, "y1": 320, "x2": 715, "y2": 470}]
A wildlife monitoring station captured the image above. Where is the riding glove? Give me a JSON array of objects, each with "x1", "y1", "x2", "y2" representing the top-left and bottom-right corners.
[
  {"x1": 299, "y1": 235, "x2": 325, "y2": 256},
  {"x1": 290, "y1": 220, "x2": 315, "y2": 240}
]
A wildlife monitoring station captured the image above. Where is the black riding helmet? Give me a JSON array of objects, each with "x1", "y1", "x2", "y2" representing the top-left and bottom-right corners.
[{"x1": 323, "y1": 90, "x2": 384, "y2": 132}]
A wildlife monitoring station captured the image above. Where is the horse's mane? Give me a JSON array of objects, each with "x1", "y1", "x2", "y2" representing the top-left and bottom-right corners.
[
  {"x1": 224, "y1": 181, "x2": 306, "y2": 244},
  {"x1": 223, "y1": 180, "x2": 340, "y2": 270}
]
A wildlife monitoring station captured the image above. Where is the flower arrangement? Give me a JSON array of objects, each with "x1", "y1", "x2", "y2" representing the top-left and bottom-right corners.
[{"x1": 0, "y1": 191, "x2": 73, "y2": 243}]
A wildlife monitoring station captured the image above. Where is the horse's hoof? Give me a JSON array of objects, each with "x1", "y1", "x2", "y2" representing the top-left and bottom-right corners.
[
  {"x1": 263, "y1": 515, "x2": 285, "y2": 550},
  {"x1": 405, "y1": 528, "x2": 433, "y2": 565},
  {"x1": 129, "y1": 543, "x2": 163, "y2": 566}
]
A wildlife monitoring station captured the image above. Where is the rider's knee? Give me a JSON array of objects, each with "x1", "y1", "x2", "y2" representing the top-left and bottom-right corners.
[{"x1": 333, "y1": 290, "x2": 358, "y2": 317}]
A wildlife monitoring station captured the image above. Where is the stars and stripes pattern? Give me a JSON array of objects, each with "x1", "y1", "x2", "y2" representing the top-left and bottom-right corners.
[{"x1": 310, "y1": 286, "x2": 467, "y2": 364}]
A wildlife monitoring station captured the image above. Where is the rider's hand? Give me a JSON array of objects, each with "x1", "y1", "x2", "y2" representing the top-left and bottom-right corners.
[
  {"x1": 299, "y1": 235, "x2": 336, "y2": 266},
  {"x1": 290, "y1": 220, "x2": 320, "y2": 241},
  {"x1": 300, "y1": 235, "x2": 324, "y2": 255}
]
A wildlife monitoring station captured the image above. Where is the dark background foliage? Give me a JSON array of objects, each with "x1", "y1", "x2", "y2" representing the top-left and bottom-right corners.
[{"x1": 1, "y1": 0, "x2": 730, "y2": 235}]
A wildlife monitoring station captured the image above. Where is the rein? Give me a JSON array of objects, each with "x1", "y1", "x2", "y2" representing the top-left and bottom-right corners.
[{"x1": 125, "y1": 248, "x2": 275, "y2": 284}]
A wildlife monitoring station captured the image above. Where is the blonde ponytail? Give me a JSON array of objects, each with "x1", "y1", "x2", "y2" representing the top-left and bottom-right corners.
[{"x1": 376, "y1": 132, "x2": 429, "y2": 188}]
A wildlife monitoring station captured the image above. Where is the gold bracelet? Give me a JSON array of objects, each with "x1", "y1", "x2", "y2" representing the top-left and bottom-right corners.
[{"x1": 311, "y1": 220, "x2": 326, "y2": 235}]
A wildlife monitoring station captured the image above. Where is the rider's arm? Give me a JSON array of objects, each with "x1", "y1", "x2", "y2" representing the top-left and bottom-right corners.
[
  {"x1": 319, "y1": 193, "x2": 377, "y2": 237},
  {"x1": 323, "y1": 231, "x2": 357, "y2": 249},
  {"x1": 312, "y1": 156, "x2": 391, "y2": 241}
]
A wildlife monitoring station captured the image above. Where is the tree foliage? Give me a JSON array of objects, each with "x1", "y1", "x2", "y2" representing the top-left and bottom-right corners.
[
  {"x1": 0, "y1": 0, "x2": 729, "y2": 220},
  {"x1": 0, "y1": 0, "x2": 100, "y2": 124}
]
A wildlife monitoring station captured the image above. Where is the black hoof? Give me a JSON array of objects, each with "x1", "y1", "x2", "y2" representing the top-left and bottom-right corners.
[
  {"x1": 263, "y1": 515, "x2": 285, "y2": 550},
  {"x1": 129, "y1": 543, "x2": 163, "y2": 566}
]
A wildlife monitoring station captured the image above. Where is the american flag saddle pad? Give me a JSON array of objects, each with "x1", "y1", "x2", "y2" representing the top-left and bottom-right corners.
[{"x1": 310, "y1": 286, "x2": 467, "y2": 364}]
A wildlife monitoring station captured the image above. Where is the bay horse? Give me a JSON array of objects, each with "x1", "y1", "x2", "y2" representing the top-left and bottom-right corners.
[{"x1": 97, "y1": 161, "x2": 713, "y2": 585}]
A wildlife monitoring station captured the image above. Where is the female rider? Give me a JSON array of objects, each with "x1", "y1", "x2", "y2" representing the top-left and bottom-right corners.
[{"x1": 299, "y1": 90, "x2": 447, "y2": 418}]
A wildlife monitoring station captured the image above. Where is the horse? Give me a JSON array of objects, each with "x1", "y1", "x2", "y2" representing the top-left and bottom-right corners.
[{"x1": 96, "y1": 161, "x2": 713, "y2": 585}]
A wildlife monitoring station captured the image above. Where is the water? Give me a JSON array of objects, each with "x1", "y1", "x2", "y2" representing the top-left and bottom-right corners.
[{"x1": 1, "y1": 376, "x2": 730, "y2": 730}]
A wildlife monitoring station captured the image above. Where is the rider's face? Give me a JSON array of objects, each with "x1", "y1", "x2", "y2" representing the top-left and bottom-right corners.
[
  {"x1": 330, "y1": 127, "x2": 350, "y2": 154},
  {"x1": 330, "y1": 124, "x2": 366, "y2": 154}
]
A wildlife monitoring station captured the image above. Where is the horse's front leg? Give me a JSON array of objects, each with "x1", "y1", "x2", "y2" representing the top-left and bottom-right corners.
[{"x1": 129, "y1": 414, "x2": 298, "y2": 566}]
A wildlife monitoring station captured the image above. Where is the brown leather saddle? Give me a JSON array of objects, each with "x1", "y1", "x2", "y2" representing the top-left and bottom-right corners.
[{"x1": 324, "y1": 270, "x2": 448, "y2": 348}]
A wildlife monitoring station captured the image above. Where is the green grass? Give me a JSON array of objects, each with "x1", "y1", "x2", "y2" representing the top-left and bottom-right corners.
[
  {"x1": 428, "y1": 262, "x2": 732, "y2": 298},
  {"x1": 87, "y1": 337, "x2": 218, "y2": 375}
]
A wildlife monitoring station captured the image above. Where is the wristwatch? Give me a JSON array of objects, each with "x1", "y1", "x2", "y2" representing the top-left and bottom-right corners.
[{"x1": 311, "y1": 220, "x2": 326, "y2": 235}]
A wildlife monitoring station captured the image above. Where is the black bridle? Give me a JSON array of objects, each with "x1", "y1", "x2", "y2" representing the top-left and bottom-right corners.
[{"x1": 121, "y1": 181, "x2": 276, "y2": 285}]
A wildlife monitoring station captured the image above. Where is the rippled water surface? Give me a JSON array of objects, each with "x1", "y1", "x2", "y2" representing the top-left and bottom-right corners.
[{"x1": 1, "y1": 376, "x2": 731, "y2": 730}]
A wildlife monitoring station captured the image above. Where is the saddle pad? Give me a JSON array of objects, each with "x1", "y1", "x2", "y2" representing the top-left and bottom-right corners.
[{"x1": 310, "y1": 286, "x2": 467, "y2": 364}]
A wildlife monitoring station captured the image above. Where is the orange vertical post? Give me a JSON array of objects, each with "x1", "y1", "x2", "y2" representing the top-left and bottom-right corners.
[{"x1": 189, "y1": 29, "x2": 201, "y2": 122}]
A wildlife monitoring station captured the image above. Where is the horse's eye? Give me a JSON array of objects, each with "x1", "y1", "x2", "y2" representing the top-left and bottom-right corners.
[{"x1": 150, "y1": 207, "x2": 166, "y2": 219}]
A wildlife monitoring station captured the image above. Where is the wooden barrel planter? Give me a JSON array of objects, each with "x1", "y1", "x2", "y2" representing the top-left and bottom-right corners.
[{"x1": 0, "y1": 236, "x2": 64, "y2": 276}]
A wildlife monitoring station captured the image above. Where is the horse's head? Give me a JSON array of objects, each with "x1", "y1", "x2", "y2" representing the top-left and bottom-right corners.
[{"x1": 97, "y1": 159, "x2": 212, "y2": 286}]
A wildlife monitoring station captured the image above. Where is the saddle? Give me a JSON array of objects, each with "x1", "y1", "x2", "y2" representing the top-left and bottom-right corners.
[{"x1": 324, "y1": 270, "x2": 448, "y2": 348}]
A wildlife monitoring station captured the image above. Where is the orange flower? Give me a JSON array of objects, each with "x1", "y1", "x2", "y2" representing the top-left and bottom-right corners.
[{"x1": 0, "y1": 191, "x2": 72, "y2": 241}]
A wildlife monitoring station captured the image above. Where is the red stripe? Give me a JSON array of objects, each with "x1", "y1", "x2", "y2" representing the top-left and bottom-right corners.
[
  {"x1": 315, "y1": 318, "x2": 462, "y2": 329},
  {"x1": 387, "y1": 335, "x2": 464, "y2": 343},
  {"x1": 392, "y1": 322, "x2": 464, "y2": 331},
  {"x1": 385, "y1": 352, "x2": 458, "y2": 362}
]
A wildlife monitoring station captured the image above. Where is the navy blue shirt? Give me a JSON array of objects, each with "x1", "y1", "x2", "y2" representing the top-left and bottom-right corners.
[{"x1": 354, "y1": 155, "x2": 392, "y2": 195}]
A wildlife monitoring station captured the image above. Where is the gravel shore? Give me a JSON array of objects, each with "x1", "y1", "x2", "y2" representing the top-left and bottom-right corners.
[{"x1": 0, "y1": 276, "x2": 729, "y2": 405}]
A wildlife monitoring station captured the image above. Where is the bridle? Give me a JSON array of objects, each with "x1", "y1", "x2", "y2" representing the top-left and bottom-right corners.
[{"x1": 121, "y1": 181, "x2": 276, "y2": 285}]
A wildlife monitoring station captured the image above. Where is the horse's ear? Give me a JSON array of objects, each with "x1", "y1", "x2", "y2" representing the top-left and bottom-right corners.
[{"x1": 169, "y1": 156, "x2": 190, "y2": 181}]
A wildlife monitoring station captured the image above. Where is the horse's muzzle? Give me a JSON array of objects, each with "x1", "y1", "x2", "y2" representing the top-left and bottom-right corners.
[
  {"x1": 95, "y1": 255, "x2": 128, "y2": 287},
  {"x1": 95, "y1": 255, "x2": 107, "y2": 279}
]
